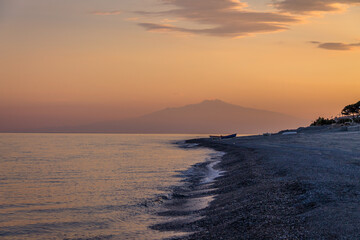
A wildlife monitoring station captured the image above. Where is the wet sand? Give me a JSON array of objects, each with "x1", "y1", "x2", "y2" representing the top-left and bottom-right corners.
[{"x1": 153, "y1": 129, "x2": 360, "y2": 239}]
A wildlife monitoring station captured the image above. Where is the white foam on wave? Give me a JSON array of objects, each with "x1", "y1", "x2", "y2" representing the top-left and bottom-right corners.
[
  {"x1": 182, "y1": 143, "x2": 199, "y2": 148},
  {"x1": 201, "y1": 152, "x2": 225, "y2": 184}
]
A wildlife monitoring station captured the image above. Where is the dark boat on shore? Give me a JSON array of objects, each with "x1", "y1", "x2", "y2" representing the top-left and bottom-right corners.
[{"x1": 210, "y1": 134, "x2": 237, "y2": 140}]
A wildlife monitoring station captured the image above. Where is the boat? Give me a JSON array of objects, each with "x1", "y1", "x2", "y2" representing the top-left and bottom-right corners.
[
  {"x1": 210, "y1": 134, "x2": 237, "y2": 140},
  {"x1": 220, "y1": 134, "x2": 237, "y2": 139}
]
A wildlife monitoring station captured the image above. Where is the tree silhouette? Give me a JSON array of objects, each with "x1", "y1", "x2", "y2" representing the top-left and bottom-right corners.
[{"x1": 341, "y1": 101, "x2": 360, "y2": 116}]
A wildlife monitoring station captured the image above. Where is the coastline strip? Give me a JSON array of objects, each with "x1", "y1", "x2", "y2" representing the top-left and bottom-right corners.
[{"x1": 166, "y1": 131, "x2": 360, "y2": 239}]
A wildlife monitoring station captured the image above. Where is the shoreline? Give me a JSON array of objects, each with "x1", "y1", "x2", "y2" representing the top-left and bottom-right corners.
[
  {"x1": 154, "y1": 129, "x2": 360, "y2": 239},
  {"x1": 149, "y1": 146, "x2": 225, "y2": 237}
]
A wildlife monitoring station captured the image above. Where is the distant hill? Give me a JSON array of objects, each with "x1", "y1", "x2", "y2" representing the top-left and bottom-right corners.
[{"x1": 29, "y1": 100, "x2": 307, "y2": 134}]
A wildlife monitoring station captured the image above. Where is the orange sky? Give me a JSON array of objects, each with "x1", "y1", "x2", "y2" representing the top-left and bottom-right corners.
[{"x1": 1, "y1": 0, "x2": 359, "y2": 131}]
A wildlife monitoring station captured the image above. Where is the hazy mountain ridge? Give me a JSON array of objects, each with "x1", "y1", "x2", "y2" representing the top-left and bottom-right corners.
[{"x1": 22, "y1": 100, "x2": 308, "y2": 134}]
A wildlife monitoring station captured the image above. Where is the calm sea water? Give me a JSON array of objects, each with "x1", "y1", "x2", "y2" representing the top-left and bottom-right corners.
[{"x1": 0, "y1": 133, "x2": 217, "y2": 240}]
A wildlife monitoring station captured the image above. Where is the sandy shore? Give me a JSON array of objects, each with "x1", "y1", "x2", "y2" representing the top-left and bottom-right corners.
[{"x1": 153, "y1": 129, "x2": 360, "y2": 239}]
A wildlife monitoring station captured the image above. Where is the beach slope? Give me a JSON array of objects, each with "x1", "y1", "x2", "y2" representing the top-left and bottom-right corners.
[{"x1": 175, "y1": 130, "x2": 360, "y2": 239}]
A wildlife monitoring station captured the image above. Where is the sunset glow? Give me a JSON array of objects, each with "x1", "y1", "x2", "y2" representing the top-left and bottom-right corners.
[{"x1": 1, "y1": 0, "x2": 359, "y2": 131}]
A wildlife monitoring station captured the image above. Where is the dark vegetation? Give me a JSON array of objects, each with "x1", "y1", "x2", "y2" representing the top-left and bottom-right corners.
[
  {"x1": 311, "y1": 117, "x2": 336, "y2": 126},
  {"x1": 311, "y1": 100, "x2": 360, "y2": 126},
  {"x1": 342, "y1": 101, "x2": 360, "y2": 116}
]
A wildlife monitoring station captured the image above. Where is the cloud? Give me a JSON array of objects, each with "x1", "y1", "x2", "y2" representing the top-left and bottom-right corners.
[
  {"x1": 139, "y1": 23, "x2": 181, "y2": 32},
  {"x1": 310, "y1": 41, "x2": 360, "y2": 50},
  {"x1": 136, "y1": 0, "x2": 299, "y2": 38},
  {"x1": 92, "y1": 10, "x2": 122, "y2": 16},
  {"x1": 273, "y1": 0, "x2": 360, "y2": 14}
]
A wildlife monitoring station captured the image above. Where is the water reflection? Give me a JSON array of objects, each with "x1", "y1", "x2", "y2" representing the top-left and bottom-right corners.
[{"x1": 0, "y1": 133, "x2": 214, "y2": 239}]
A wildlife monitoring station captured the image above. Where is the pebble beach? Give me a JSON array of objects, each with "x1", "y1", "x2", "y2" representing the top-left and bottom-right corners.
[{"x1": 153, "y1": 127, "x2": 360, "y2": 239}]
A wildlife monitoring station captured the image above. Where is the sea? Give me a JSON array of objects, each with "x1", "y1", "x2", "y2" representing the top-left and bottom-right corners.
[{"x1": 0, "y1": 133, "x2": 222, "y2": 240}]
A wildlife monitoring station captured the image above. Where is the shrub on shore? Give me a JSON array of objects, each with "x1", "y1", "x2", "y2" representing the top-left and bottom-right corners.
[{"x1": 311, "y1": 117, "x2": 336, "y2": 126}]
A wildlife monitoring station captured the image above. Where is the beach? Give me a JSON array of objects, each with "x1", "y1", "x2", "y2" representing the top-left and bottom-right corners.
[{"x1": 153, "y1": 128, "x2": 360, "y2": 239}]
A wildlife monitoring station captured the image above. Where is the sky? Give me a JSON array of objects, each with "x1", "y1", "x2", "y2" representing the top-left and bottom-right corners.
[{"x1": 0, "y1": 0, "x2": 359, "y2": 131}]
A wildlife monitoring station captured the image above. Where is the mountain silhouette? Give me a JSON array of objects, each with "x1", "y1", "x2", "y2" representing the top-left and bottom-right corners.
[{"x1": 34, "y1": 100, "x2": 307, "y2": 134}]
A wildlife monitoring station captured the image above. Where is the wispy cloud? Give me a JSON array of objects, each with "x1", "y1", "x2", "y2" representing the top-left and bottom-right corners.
[
  {"x1": 132, "y1": 0, "x2": 359, "y2": 48},
  {"x1": 273, "y1": 0, "x2": 360, "y2": 14},
  {"x1": 311, "y1": 41, "x2": 360, "y2": 50},
  {"x1": 139, "y1": 23, "x2": 178, "y2": 32},
  {"x1": 136, "y1": 0, "x2": 299, "y2": 38},
  {"x1": 92, "y1": 10, "x2": 122, "y2": 16}
]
